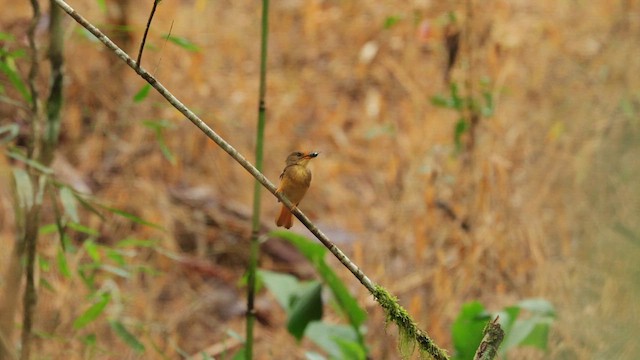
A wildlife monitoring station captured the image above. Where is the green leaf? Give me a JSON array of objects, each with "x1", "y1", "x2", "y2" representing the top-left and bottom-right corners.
[
  {"x1": 517, "y1": 298, "x2": 555, "y2": 317},
  {"x1": 451, "y1": 301, "x2": 490, "y2": 360},
  {"x1": 133, "y1": 83, "x2": 152, "y2": 103},
  {"x1": 142, "y1": 120, "x2": 177, "y2": 165},
  {"x1": 305, "y1": 322, "x2": 361, "y2": 359},
  {"x1": 109, "y1": 320, "x2": 145, "y2": 353},
  {"x1": 39, "y1": 223, "x2": 58, "y2": 235},
  {"x1": 454, "y1": 118, "x2": 468, "y2": 150},
  {"x1": 164, "y1": 34, "x2": 200, "y2": 52},
  {"x1": 0, "y1": 59, "x2": 31, "y2": 104},
  {"x1": 56, "y1": 247, "x2": 71, "y2": 278},
  {"x1": 8, "y1": 150, "x2": 53, "y2": 174},
  {"x1": 38, "y1": 255, "x2": 51, "y2": 272},
  {"x1": 287, "y1": 281, "x2": 323, "y2": 341},
  {"x1": 383, "y1": 15, "x2": 402, "y2": 29},
  {"x1": 84, "y1": 240, "x2": 101, "y2": 263},
  {"x1": 73, "y1": 293, "x2": 111, "y2": 329},
  {"x1": 12, "y1": 168, "x2": 34, "y2": 209},
  {"x1": 0, "y1": 32, "x2": 15, "y2": 41},
  {"x1": 100, "y1": 264, "x2": 131, "y2": 278},
  {"x1": 0, "y1": 124, "x2": 19, "y2": 144},
  {"x1": 499, "y1": 299, "x2": 555, "y2": 354},
  {"x1": 95, "y1": 0, "x2": 107, "y2": 13},
  {"x1": 258, "y1": 270, "x2": 299, "y2": 310},
  {"x1": 67, "y1": 221, "x2": 99, "y2": 236},
  {"x1": 60, "y1": 187, "x2": 80, "y2": 223},
  {"x1": 270, "y1": 231, "x2": 367, "y2": 328},
  {"x1": 116, "y1": 238, "x2": 157, "y2": 248},
  {"x1": 334, "y1": 336, "x2": 367, "y2": 360},
  {"x1": 81, "y1": 333, "x2": 97, "y2": 347},
  {"x1": 106, "y1": 249, "x2": 127, "y2": 266},
  {"x1": 101, "y1": 205, "x2": 163, "y2": 230},
  {"x1": 430, "y1": 95, "x2": 451, "y2": 108}
]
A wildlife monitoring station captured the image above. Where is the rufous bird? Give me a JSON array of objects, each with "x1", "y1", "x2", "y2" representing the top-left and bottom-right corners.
[{"x1": 275, "y1": 151, "x2": 318, "y2": 229}]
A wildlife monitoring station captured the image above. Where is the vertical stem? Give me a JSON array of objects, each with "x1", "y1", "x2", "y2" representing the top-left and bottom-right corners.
[
  {"x1": 245, "y1": 0, "x2": 270, "y2": 358},
  {"x1": 44, "y1": 0, "x2": 64, "y2": 164},
  {"x1": 20, "y1": 1, "x2": 42, "y2": 359}
]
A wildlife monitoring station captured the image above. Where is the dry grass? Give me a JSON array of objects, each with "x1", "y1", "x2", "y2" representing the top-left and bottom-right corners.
[{"x1": 1, "y1": 0, "x2": 639, "y2": 359}]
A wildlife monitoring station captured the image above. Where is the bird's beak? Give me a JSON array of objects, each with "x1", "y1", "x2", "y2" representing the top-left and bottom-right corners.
[{"x1": 304, "y1": 152, "x2": 319, "y2": 159}]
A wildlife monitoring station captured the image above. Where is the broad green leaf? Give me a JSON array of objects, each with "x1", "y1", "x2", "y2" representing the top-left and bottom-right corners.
[
  {"x1": 519, "y1": 319, "x2": 552, "y2": 349},
  {"x1": 451, "y1": 301, "x2": 490, "y2": 360},
  {"x1": 287, "y1": 281, "x2": 323, "y2": 341},
  {"x1": 304, "y1": 352, "x2": 325, "y2": 360},
  {"x1": 258, "y1": 270, "x2": 299, "y2": 311},
  {"x1": 12, "y1": 168, "x2": 34, "y2": 209},
  {"x1": 109, "y1": 320, "x2": 145, "y2": 353},
  {"x1": 270, "y1": 230, "x2": 325, "y2": 260},
  {"x1": 60, "y1": 187, "x2": 80, "y2": 223},
  {"x1": 517, "y1": 298, "x2": 555, "y2": 317},
  {"x1": 133, "y1": 84, "x2": 151, "y2": 102},
  {"x1": 305, "y1": 322, "x2": 360, "y2": 359},
  {"x1": 270, "y1": 231, "x2": 367, "y2": 328},
  {"x1": 73, "y1": 293, "x2": 111, "y2": 329},
  {"x1": 164, "y1": 34, "x2": 200, "y2": 52},
  {"x1": 335, "y1": 336, "x2": 367, "y2": 360}
]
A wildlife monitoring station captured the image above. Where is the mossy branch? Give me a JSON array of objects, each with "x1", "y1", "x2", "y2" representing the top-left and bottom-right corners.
[
  {"x1": 374, "y1": 287, "x2": 449, "y2": 360},
  {"x1": 473, "y1": 317, "x2": 504, "y2": 360},
  {"x1": 51, "y1": 1, "x2": 448, "y2": 358}
]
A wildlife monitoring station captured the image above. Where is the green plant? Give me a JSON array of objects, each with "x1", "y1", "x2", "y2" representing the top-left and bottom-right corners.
[
  {"x1": 451, "y1": 299, "x2": 555, "y2": 360},
  {"x1": 257, "y1": 231, "x2": 368, "y2": 359},
  {"x1": 431, "y1": 79, "x2": 495, "y2": 152}
]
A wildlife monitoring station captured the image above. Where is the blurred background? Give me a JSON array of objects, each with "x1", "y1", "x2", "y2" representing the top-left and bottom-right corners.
[{"x1": 1, "y1": 0, "x2": 639, "y2": 358}]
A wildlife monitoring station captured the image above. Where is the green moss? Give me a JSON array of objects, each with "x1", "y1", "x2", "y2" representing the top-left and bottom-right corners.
[{"x1": 373, "y1": 286, "x2": 449, "y2": 360}]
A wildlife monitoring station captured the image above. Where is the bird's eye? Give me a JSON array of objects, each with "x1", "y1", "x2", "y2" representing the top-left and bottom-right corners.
[{"x1": 295, "y1": 152, "x2": 303, "y2": 157}]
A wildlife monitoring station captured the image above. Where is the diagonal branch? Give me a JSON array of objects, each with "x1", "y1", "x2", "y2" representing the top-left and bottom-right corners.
[
  {"x1": 51, "y1": 1, "x2": 449, "y2": 358},
  {"x1": 51, "y1": 0, "x2": 374, "y2": 296}
]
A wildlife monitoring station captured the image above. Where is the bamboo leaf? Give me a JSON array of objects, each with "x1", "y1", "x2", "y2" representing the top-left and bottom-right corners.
[
  {"x1": 110, "y1": 321, "x2": 146, "y2": 353},
  {"x1": 163, "y1": 34, "x2": 200, "y2": 52},
  {"x1": 60, "y1": 186, "x2": 80, "y2": 223},
  {"x1": 73, "y1": 293, "x2": 111, "y2": 329}
]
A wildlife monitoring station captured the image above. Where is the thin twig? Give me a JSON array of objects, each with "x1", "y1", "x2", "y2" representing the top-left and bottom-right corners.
[
  {"x1": 136, "y1": 0, "x2": 161, "y2": 69},
  {"x1": 51, "y1": 1, "x2": 446, "y2": 358}
]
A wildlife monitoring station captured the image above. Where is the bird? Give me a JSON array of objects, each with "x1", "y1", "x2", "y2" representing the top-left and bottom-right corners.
[{"x1": 275, "y1": 151, "x2": 319, "y2": 229}]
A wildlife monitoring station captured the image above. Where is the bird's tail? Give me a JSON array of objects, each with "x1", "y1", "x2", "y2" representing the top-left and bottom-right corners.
[{"x1": 276, "y1": 204, "x2": 294, "y2": 229}]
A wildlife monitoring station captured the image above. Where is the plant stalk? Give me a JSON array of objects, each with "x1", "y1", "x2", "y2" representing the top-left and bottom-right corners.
[{"x1": 245, "y1": 0, "x2": 270, "y2": 358}]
